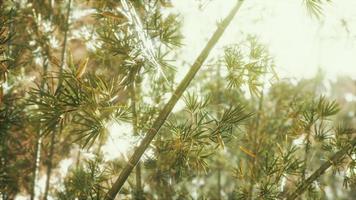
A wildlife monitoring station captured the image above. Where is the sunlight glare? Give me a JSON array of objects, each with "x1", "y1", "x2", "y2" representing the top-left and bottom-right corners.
[{"x1": 102, "y1": 121, "x2": 139, "y2": 161}]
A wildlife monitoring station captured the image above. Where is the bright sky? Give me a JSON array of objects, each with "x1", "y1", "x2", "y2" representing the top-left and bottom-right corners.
[{"x1": 171, "y1": 0, "x2": 356, "y2": 80}]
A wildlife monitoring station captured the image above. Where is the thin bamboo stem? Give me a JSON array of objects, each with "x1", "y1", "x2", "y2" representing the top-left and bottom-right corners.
[
  {"x1": 286, "y1": 139, "x2": 356, "y2": 200},
  {"x1": 42, "y1": 0, "x2": 71, "y2": 199},
  {"x1": 31, "y1": 31, "x2": 50, "y2": 200},
  {"x1": 42, "y1": 126, "x2": 56, "y2": 200},
  {"x1": 104, "y1": 1, "x2": 245, "y2": 199},
  {"x1": 57, "y1": 0, "x2": 71, "y2": 88},
  {"x1": 217, "y1": 168, "x2": 222, "y2": 200},
  {"x1": 248, "y1": 93, "x2": 263, "y2": 199}
]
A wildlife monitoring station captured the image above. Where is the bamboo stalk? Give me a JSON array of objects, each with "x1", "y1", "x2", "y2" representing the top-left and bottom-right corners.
[
  {"x1": 42, "y1": 0, "x2": 71, "y2": 199},
  {"x1": 31, "y1": 61, "x2": 47, "y2": 200},
  {"x1": 42, "y1": 126, "x2": 56, "y2": 200},
  {"x1": 104, "y1": 1, "x2": 245, "y2": 199},
  {"x1": 248, "y1": 93, "x2": 263, "y2": 200},
  {"x1": 217, "y1": 167, "x2": 222, "y2": 200},
  {"x1": 57, "y1": 0, "x2": 72, "y2": 87},
  {"x1": 31, "y1": 22, "x2": 51, "y2": 199},
  {"x1": 286, "y1": 139, "x2": 356, "y2": 200},
  {"x1": 129, "y1": 74, "x2": 143, "y2": 200},
  {"x1": 135, "y1": 163, "x2": 142, "y2": 199}
]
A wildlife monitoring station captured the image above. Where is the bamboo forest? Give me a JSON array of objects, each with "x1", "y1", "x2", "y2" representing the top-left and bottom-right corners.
[{"x1": 1, "y1": 0, "x2": 356, "y2": 199}]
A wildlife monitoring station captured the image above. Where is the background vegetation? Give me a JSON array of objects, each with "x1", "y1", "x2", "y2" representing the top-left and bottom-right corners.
[{"x1": 0, "y1": 0, "x2": 355, "y2": 199}]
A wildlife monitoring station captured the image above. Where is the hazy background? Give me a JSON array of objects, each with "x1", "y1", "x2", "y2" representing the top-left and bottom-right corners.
[{"x1": 171, "y1": 0, "x2": 356, "y2": 80}]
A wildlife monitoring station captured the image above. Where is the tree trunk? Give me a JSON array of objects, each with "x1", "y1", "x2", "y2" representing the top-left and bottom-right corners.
[{"x1": 104, "y1": 1, "x2": 245, "y2": 199}]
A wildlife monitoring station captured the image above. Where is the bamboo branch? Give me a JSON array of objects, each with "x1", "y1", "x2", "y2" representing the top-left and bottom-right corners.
[
  {"x1": 104, "y1": 1, "x2": 245, "y2": 199},
  {"x1": 286, "y1": 139, "x2": 356, "y2": 200}
]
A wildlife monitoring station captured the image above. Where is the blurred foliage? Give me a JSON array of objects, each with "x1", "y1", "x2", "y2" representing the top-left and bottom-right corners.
[{"x1": 56, "y1": 154, "x2": 109, "y2": 200}]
